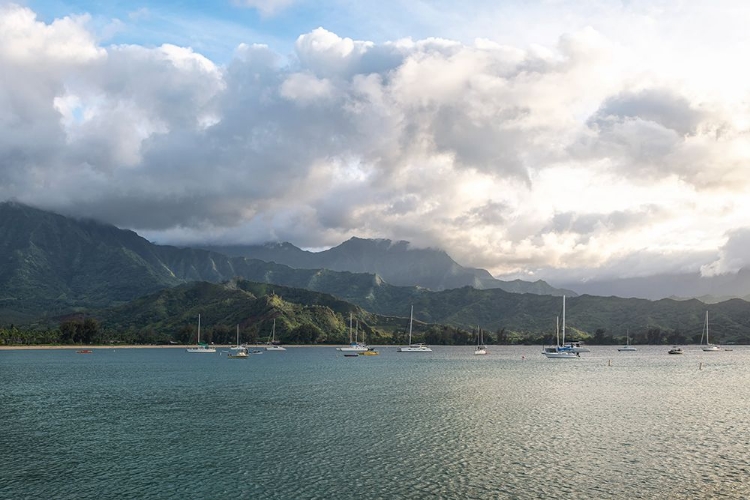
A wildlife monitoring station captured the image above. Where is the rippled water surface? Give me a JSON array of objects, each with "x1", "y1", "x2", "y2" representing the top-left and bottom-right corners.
[{"x1": 2, "y1": 345, "x2": 750, "y2": 499}]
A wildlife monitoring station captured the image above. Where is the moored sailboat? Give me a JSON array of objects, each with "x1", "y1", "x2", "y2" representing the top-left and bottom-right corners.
[
  {"x1": 618, "y1": 330, "x2": 637, "y2": 352},
  {"x1": 266, "y1": 319, "x2": 286, "y2": 351},
  {"x1": 337, "y1": 313, "x2": 368, "y2": 352},
  {"x1": 474, "y1": 327, "x2": 488, "y2": 355},
  {"x1": 543, "y1": 296, "x2": 578, "y2": 359},
  {"x1": 701, "y1": 311, "x2": 720, "y2": 352},
  {"x1": 397, "y1": 305, "x2": 432, "y2": 352},
  {"x1": 187, "y1": 314, "x2": 216, "y2": 353},
  {"x1": 228, "y1": 324, "x2": 248, "y2": 359}
]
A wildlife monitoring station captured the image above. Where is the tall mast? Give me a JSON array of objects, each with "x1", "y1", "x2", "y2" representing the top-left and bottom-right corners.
[
  {"x1": 706, "y1": 311, "x2": 709, "y2": 344},
  {"x1": 562, "y1": 295, "x2": 566, "y2": 346},
  {"x1": 409, "y1": 305, "x2": 414, "y2": 345},
  {"x1": 198, "y1": 314, "x2": 201, "y2": 344}
]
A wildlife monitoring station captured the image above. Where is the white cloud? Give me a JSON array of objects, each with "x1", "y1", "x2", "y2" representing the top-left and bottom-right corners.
[
  {"x1": 280, "y1": 73, "x2": 335, "y2": 104},
  {"x1": 3, "y1": 4, "x2": 750, "y2": 285},
  {"x1": 701, "y1": 229, "x2": 750, "y2": 277}
]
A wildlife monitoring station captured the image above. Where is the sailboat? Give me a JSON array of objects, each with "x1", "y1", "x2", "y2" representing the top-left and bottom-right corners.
[
  {"x1": 543, "y1": 296, "x2": 578, "y2": 359},
  {"x1": 337, "y1": 313, "x2": 368, "y2": 352},
  {"x1": 265, "y1": 319, "x2": 286, "y2": 351},
  {"x1": 474, "y1": 327, "x2": 488, "y2": 355},
  {"x1": 228, "y1": 325, "x2": 248, "y2": 359},
  {"x1": 618, "y1": 330, "x2": 637, "y2": 351},
  {"x1": 701, "y1": 311, "x2": 720, "y2": 352},
  {"x1": 186, "y1": 314, "x2": 216, "y2": 353},
  {"x1": 397, "y1": 305, "x2": 432, "y2": 352}
]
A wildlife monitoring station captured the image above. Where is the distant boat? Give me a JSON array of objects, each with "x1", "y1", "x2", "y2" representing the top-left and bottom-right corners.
[
  {"x1": 474, "y1": 328, "x2": 488, "y2": 355},
  {"x1": 187, "y1": 314, "x2": 216, "y2": 353},
  {"x1": 701, "y1": 311, "x2": 720, "y2": 352},
  {"x1": 668, "y1": 346, "x2": 683, "y2": 355},
  {"x1": 76, "y1": 349, "x2": 93, "y2": 354},
  {"x1": 543, "y1": 296, "x2": 578, "y2": 359},
  {"x1": 397, "y1": 305, "x2": 432, "y2": 352},
  {"x1": 359, "y1": 325, "x2": 378, "y2": 355},
  {"x1": 618, "y1": 331, "x2": 637, "y2": 352},
  {"x1": 228, "y1": 325, "x2": 248, "y2": 359},
  {"x1": 337, "y1": 313, "x2": 368, "y2": 352},
  {"x1": 265, "y1": 319, "x2": 286, "y2": 351}
]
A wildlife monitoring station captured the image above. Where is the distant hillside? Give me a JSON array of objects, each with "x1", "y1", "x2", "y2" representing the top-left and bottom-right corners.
[
  {"x1": 97, "y1": 279, "x2": 403, "y2": 345},
  {"x1": 97, "y1": 280, "x2": 750, "y2": 345},
  {"x1": 201, "y1": 237, "x2": 573, "y2": 295}
]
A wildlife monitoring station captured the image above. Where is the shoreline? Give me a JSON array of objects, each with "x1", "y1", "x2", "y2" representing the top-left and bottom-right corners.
[{"x1": 0, "y1": 344, "x2": 364, "y2": 350}]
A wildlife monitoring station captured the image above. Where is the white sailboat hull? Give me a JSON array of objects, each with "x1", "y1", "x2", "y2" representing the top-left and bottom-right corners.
[
  {"x1": 336, "y1": 344, "x2": 368, "y2": 352},
  {"x1": 543, "y1": 350, "x2": 578, "y2": 359},
  {"x1": 398, "y1": 345, "x2": 432, "y2": 352},
  {"x1": 186, "y1": 347, "x2": 216, "y2": 353}
]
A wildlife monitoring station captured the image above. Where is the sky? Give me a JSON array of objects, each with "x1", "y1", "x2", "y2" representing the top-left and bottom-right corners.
[{"x1": 2, "y1": 0, "x2": 750, "y2": 286}]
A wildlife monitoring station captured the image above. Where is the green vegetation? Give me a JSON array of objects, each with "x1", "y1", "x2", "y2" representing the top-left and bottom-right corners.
[
  {"x1": 4, "y1": 279, "x2": 750, "y2": 346},
  {"x1": 4, "y1": 202, "x2": 750, "y2": 346}
]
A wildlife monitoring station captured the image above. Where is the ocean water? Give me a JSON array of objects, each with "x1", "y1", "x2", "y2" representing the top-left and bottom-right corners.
[{"x1": 2, "y1": 345, "x2": 749, "y2": 499}]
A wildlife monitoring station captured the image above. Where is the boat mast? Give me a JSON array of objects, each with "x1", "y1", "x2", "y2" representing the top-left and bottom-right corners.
[
  {"x1": 706, "y1": 311, "x2": 709, "y2": 344},
  {"x1": 562, "y1": 295, "x2": 566, "y2": 346},
  {"x1": 349, "y1": 313, "x2": 353, "y2": 343},
  {"x1": 408, "y1": 305, "x2": 413, "y2": 345},
  {"x1": 198, "y1": 314, "x2": 201, "y2": 344}
]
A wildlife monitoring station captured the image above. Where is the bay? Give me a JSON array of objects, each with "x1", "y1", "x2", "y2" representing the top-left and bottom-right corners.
[{"x1": 1, "y1": 345, "x2": 749, "y2": 499}]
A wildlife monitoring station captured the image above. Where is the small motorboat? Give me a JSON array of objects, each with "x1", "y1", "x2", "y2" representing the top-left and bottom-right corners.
[{"x1": 668, "y1": 346, "x2": 683, "y2": 355}]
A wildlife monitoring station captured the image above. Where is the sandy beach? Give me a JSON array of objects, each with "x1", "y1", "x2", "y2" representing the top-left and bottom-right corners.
[{"x1": 0, "y1": 344, "x2": 346, "y2": 350}]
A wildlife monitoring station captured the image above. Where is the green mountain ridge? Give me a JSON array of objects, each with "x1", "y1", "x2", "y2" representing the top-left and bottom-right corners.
[
  {"x1": 4, "y1": 202, "x2": 750, "y2": 345},
  {"x1": 95, "y1": 279, "x2": 450, "y2": 346},
  {"x1": 95, "y1": 278, "x2": 750, "y2": 345}
]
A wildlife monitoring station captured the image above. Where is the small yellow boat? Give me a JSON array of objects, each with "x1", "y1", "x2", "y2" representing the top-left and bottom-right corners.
[{"x1": 361, "y1": 348, "x2": 379, "y2": 356}]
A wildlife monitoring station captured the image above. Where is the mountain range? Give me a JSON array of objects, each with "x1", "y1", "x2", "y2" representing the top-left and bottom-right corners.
[
  {"x1": 0, "y1": 202, "x2": 565, "y2": 324},
  {"x1": 199, "y1": 239, "x2": 570, "y2": 295},
  {"x1": 4, "y1": 201, "x2": 750, "y2": 344}
]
